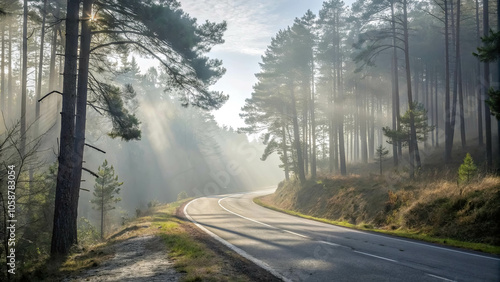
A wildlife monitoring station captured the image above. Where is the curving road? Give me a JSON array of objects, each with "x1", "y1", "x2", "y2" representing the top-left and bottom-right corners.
[{"x1": 184, "y1": 188, "x2": 500, "y2": 282}]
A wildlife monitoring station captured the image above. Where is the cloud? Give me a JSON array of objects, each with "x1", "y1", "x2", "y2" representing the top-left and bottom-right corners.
[{"x1": 179, "y1": 0, "x2": 288, "y2": 55}]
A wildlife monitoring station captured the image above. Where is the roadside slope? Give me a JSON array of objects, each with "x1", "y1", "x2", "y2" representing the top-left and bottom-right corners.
[{"x1": 257, "y1": 176, "x2": 500, "y2": 254}]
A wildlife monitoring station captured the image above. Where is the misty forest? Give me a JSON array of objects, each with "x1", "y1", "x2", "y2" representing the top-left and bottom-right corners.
[{"x1": 0, "y1": 0, "x2": 499, "y2": 281}]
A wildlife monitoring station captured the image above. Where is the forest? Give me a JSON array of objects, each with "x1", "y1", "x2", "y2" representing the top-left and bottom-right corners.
[
  {"x1": 0, "y1": 0, "x2": 499, "y2": 280},
  {"x1": 240, "y1": 0, "x2": 499, "y2": 182}
]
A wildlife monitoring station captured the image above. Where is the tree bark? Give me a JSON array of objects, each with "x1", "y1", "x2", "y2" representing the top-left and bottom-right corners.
[
  {"x1": 483, "y1": 0, "x2": 492, "y2": 169},
  {"x1": 7, "y1": 23, "x2": 12, "y2": 118},
  {"x1": 282, "y1": 123, "x2": 290, "y2": 180},
  {"x1": 51, "y1": 0, "x2": 81, "y2": 258},
  {"x1": 36, "y1": 0, "x2": 48, "y2": 130},
  {"x1": 72, "y1": 0, "x2": 94, "y2": 245},
  {"x1": 390, "y1": 0, "x2": 401, "y2": 166},
  {"x1": 475, "y1": 0, "x2": 483, "y2": 146},
  {"x1": 449, "y1": 0, "x2": 459, "y2": 156},
  {"x1": 444, "y1": 0, "x2": 452, "y2": 162},
  {"x1": 20, "y1": 0, "x2": 28, "y2": 157},
  {"x1": 290, "y1": 83, "x2": 306, "y2": 184},
  {"x1": 455, "y1": 0, "x2": 465, "y2": 149},
  {"x1": 310, "y1": 59, "x2": 317, "y2": 179},
  {"x1": 403, "y1": 0, "x2": 418, "y2": 178}
]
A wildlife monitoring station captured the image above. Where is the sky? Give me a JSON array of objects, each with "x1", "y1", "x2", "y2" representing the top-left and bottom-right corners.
[{"x1": 145, "y1": 0, "x2": 355, "y2": 130}]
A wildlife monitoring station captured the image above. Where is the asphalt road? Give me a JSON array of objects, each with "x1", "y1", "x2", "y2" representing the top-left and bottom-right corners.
[{"x1": 184, "y1": 188, "x2": 500, "y2": 282}]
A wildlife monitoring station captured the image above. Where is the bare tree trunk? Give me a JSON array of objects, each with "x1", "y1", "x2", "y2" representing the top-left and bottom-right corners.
[
  {"x1": 390, "y1": 0, "x2": 401, "y2": 166},
  {"x1": 455, "y1": 0, "x2": 466, "y2": 149},
  {"x1": 435, "y1": 69, "x2": 439, "y2": 147},
  {"x1": 302, "y1": 81, "x2": 309, "y2": 176},
  {"x1": 101, "y1": 187, "x2": 104, "y2": 239},
  {"x1": 72, "y1": 0, "x2": 94, "y2": 244},
  {"x1": 444, "y1": 0, "x2": 452, "y2": 162},
  {"x1": 450, "y1": 0, "x2": 459, "y2": 156},
  {"x1": 310, "y1": 59, "x2": 317, "y2": 179},
  {"x1": 403, "y1": 0, "x2": 418, "y2": 178},
  {"x1": 7, "y1": 23, "x2": 12, "y2": 119},
  {"x1": 483, "y1": 0, "x2": 492, "y2": 169},
  {"x1": 290, "y1": 83, "x2": 306, "y2": 184},
  {"x1": 282, "y1": 123, "x2": 290, "y2": 180},
  {"x1": 475, "y1": 0, "x2": 483, "y2": 146},
  {"x1": 51, "y1": 0, "x2": 81, "y2": 257},
  {"x1": 36, "y1": 0, "x2": 48, "y2": 131},
  {"x1": 359, "y1": 89, "x2": 368, "y2": 163},
  {"x1": 48, "y1": 17, "x2": 58, "y2": 92},
  {"x1": 20, "y1": 0, "x2": 28, "y2": 158},
  {"x1": 329, "y1": 73, "x2": 335, "y2": 173}
]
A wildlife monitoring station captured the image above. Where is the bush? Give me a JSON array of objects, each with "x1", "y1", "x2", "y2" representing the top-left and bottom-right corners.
[{"x1": 77, "y1": 217, "x2": 100, "y2": 244}]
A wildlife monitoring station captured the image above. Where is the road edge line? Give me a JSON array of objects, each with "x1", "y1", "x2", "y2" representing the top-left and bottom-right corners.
[{"x1": 183, "y1": 198, "x2": 292, "y2": 282}]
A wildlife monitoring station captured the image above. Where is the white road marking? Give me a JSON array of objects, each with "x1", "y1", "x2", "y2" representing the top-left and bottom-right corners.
[
  {"x1": 426, "y1": 273, "x2": 457, "y2": 282},
  {"x1": 250, "y1": 193, "x2": 500, "y2": 262},
  {"x1": 184, "y1": 198, "x2": 292, "y2": 282},
  {"x1": 218, "y1": 196, "x2": 313, "y2": 240},
  {"x1": 283, "y1": 230, "x2": 310, "y2": 239},
  {"x1": 318, "y1": 240, "x2": 341, "y2": 247},
  {"x1": 354, "y1": 251, "x2": 397, "y2": 263}
]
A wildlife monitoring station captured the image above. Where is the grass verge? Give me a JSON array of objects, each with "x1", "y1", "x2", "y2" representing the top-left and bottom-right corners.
[
  {"x1": 254, "y1": 196, "x2": 500, "y2": 255},
  {"x1": 26, "y1": 199, "x2": 260, "y2": 281}
]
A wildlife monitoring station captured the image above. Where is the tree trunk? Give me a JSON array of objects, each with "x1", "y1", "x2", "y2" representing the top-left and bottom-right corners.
[
  {"x1": 359, "y1": 90, "x2": 368, "y2": 163},
  {"x1": 329, "y1": 75, "x2": 335, "y2": 173},
  {"x1": 72, "y1": 0, "x2": 94, "y2": 244},
  {"x1": 310, "y1": 60, "x2": 317, "y2": 179},
  {"x1": 403, "y1": 0, "x2": 418, "y2": 178},
  {"x1": 302, "y1": 81, "x2": 309, "y2": 176},
  {"x1": 444, "y1": 0, "x2": 452, "y2": 162},
  {"x1": 282, "y1": 123, "x2": 290, "y2": 180},
  {"x1": 36, "y1": 0, "x2": 48, "y2": 131},
  {"x1": 391, "y1": 0, "x2": 400, "y2": 166},
  {"x1": 483, "y1": 0, "x2": 492, "y2": 169},
  {"x1": 475, "y1": 0, "x2": 483, "y2": 146},
  {"x1": 101, "y1": 186, "x2": 104, "y2": 239},
  {"x1": 7, "y1": 23, "x2": 12, "y2": 119},
  {"x1": 48, "y1": 6, "x2": 59, "y2": 93},
  {"x1": 290, "y1": 84, "x2": 306, "y2": 184},
  {"x1": 450, "y1": 0, "x2": 459, "y2": 156},
  {"x1": 455, "y1": 0, "x2": 466, "y2": 149},
  {"x1": 20, "y1": 0, "x2": 28, "y2": 157},
  {"x1": 51, "y1": 0, "x2": 81, "y2": 258}
]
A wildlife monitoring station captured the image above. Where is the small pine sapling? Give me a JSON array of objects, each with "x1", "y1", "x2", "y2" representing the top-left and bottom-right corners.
[
  {"x1": 91, "y1": 160, "x2": 123, "y2": 239},
  {"x1": 458, "y1": 153, "x2": 478, "y2": 186},
  {"x1": 375, "y1": 145, "x2": 390, "y2": 175}
]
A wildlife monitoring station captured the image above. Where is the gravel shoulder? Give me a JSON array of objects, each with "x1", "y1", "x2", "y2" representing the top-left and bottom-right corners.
[{"x1": 64, "y1": 235, "x2": 181, "y2": 282}]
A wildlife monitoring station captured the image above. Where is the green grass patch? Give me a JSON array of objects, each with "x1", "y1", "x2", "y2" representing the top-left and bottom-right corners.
[{"x1": 254, "y1": 196, "x2": 500, "y2": 255}]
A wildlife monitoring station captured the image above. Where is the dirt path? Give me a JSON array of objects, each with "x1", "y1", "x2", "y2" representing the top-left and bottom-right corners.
[{"x1": 64, "y1": 235, "x2": 181, "y2": 282}]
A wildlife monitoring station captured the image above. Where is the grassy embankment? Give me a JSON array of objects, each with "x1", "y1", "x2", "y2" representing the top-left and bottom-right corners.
[
  {"x1": 23, "y1": 199, "x2": 256, "y2": 281},
  {"x1": 255, "y1": 172, "x2": 500, "y2": 255}
]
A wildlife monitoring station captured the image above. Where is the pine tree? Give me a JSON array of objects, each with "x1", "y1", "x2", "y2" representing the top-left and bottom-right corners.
[
  {"x1": 458, "y1": 153, "x2": 478, "y2": 184},
  {"x1": 383, "y1": 103, "x2": 434, "y2": 149},
  {"x1": 375, "y1": 145, "x2": 389, "y2": 175},
  {"x1": 90, "y1": 160, "x2": 123, "y2": 239}
]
